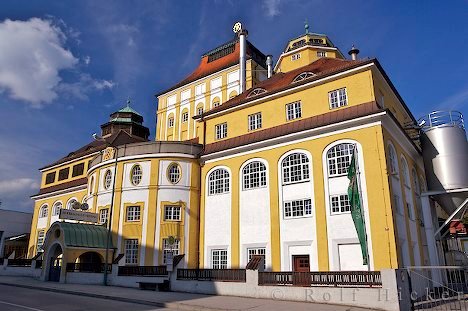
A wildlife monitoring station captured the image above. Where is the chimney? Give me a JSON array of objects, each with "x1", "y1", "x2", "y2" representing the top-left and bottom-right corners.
[
  {"x1": 266, "y1": 55, "x2": 273, "y2": 78},
  {"x1": 348, "y1": 45, "x2": 360, "y2": 61},
  {"x1": 239, "y1": 29, "x2": 248, "y2": 93}
]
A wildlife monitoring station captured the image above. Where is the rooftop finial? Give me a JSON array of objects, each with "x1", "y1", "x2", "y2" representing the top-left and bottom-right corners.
[
  {"x1": 126, "y1": 97, "x2": 131, "y2": 108},
  {"x1": 304, "y1": 19, "x2": 309, "y2": 34}
]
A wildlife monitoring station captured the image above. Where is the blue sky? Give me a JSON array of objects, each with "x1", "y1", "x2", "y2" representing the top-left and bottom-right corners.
[{"x1": 0, "y1": 0, "x2": 467, "y2": 212}]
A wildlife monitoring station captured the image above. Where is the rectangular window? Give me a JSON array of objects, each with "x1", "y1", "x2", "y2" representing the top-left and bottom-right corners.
[
  {"x1": 37, "y1": 230, "x2": 45, "y2": 252},
  {"x1": 329, "y1": 88, "x2": 348, "y2": 109},
  {"x1": 211, "y1": 249, "x2": 228, "y2": 269},
  {"x1": 99, "y1": 208, "x2": 109, "y2": 224},
  {"x1": 45, "y1": 172, "x2": 56, "y2": 184},
  {"x1": 330, "y1": 194, "x2": 351, "y2": 214},
  {"x1": 58, "y1": 168, "x2": 69, "y2": 181},
  {"x1": 215, "y1": 123, "x2": 227, "y2": 140},
  {"x1": 284, "y1": 199, "x2": 312, "y2": 219},
  {"x1": 248, "y1": 112, "x2": 262, "y2": 131},
  {"x1": 72, "y1": 163, "x2": 85, "y2": 177},
  {"x1": 126, "y1": 206, "x2": 141, "y2": 222},
  {"x1": 317, "y1": 51, "x2": 326, "y2": 58},
  {"x1": 247, "y1": 247, "x2": 266, "y2": 270},
  {"x1": 286, "y1": 101, "x2": 302, "y2": 121},
  {"x1": 197, "y1": 107, "x2": 204, "y2": 116},
  {"x1": 291, "y1": 53, "x2": 301, "y2": 61},
  {"x1": 406, "y1": 202, "x2": 415, "y2": 220},
  {"x1": 162, "y1": 238, "x2": 180, "y2": 264},
  {"x1": 182, "y1": 112, "x2": 188, "y2": 123},
  {"x1": 164, "y1": 205, "x2": 181, "y2": 221},
  {"x1": 168, "y1": 118, "x2": 174, "y2": 128},
  {"x1": 124, "y1": 239, "x2": 138, "y2": 264}
]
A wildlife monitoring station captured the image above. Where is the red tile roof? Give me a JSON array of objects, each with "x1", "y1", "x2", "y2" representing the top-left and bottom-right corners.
[
  {"x1": 156, "y1": 40, "x2": 266, "y2": 97},
  {"x1": 199, "y1": 57, "x2": 374, "y2": 118},
  {"x1": 203, "y1": 101, "x2": 382, "y2": 155}
]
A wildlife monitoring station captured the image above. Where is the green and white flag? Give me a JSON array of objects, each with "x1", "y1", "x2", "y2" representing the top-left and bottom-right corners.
[{"x1": 347, "y1": 149, "x2": 368, "y2": 265}]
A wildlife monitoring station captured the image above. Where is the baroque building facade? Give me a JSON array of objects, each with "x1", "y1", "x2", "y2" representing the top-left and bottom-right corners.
[{"x1": 28, "y1": 25, "x2": 442, "y2": 278}]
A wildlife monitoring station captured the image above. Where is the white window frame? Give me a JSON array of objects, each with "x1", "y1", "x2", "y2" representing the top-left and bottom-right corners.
[
  {"x1": 104, "y1": 170, "x2": 112, "y2": 190},
  {"x1": 242, "y1": 161, "x2": 267, "y2": 190},
  {"x1": 284, "y1": 199, "x2": 312, "y2": 219},
  {"x1": 162, "y1": 238, "x2": 180, "y2": 264},
  {"x1": 164, "y1": 205, "x2": 181, "y2": 221},
  {"x1": 67, "y1": 198, "x2": 78, "y2": 210},
  {"x1": 181, "y1": 111, "x2": 189, "y2": 123},
  {"x1": 208, "y1": 168, "x2": 230, "y2": 195},
  {"x1": 248, "y1": 112, "x2": 262, "y2": 131},
  {"x1": 330, "y1": 194, "x2": 351, "y2": 214},
  {"x1": 292, "y1": 72, "x2": 315, "y2": 83},
  {"x1": 124, "y1": 239, "x2": 139, "y2": 265},
  {"x1": 130, "y1": 165, "x2": 142, "y2": 186},
  {"x1": 196, "y1": 106, "x2": 204, "y2": 116},
  {"x1": 215, "y1": 123, "x2": 227, "y2": 140},
  {"x1": 247, "y1": 247, "x2": 266, "y2": 270},
  {"x1": 388, "y1": 143, "x2": 399, "y2": 177},
  {"x1": 211, "y1": 249, "x2": 228, "y2": 269},
  {"x1": 126, "y1": 205, "x2": 141, "y2": 222},
  {"x1": 328, "y1": 87, "x2": 348, "y2": 109},
  {"x1": 168, "y1": 117, "x2": 174, "y2": 128},
  {"x1": 37, "y1": 230, "x2": 45, "y2": 252},
  {"x1": 39, "y1": 205, "x2": 48, "y2": 218},
  {"x1": 52, "y1": 202, "x2": 62, "y2": 216},
  {"x1": 286, "y1": 101, "x2": 302, "y2": 121},
  {"x1": 99, "y1": 208, "x2": 109, "y2": 224},
  {"x1": 326, "y1": 143, "x2": 355, "y2": 177},
  {"x1": 282, "y1": 153, "x2": 310, "y2": 184},
  {"x1": 317, "y1": 51, "x2": 327, "y2": 58},
  {"x1": 167, "y1": 163, "x2": 181, "y2": 184}
]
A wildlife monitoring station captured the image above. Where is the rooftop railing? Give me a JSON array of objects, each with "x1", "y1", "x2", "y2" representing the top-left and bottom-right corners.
[{"x1": 418, "y1": 111, "x2": 465, "y2": 131}]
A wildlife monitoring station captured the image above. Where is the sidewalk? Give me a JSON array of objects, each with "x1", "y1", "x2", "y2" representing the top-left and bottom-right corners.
[{"x1": 0, "y1": 276, "x2": 376, "y2": 311}]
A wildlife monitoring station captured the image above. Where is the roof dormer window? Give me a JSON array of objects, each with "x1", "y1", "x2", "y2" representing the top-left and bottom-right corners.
[
  {"x1": 247, "y1": 88, "x2": 267, "y2": 98},
  {"x1": 292, "y1": 72, "x2": 316, "y2": 83}
]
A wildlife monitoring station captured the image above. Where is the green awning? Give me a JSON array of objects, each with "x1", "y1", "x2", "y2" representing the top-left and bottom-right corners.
[{"x1": 59, "y1": 222, "x2": 114, "y2": 249}]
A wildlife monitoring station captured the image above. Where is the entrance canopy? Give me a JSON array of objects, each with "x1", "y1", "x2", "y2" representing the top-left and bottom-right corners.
[{"x1": 47, "y1": 221, "x2": 114, "y2": 249}]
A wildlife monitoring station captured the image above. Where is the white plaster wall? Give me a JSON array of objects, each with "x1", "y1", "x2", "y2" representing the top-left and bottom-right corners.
[
  {"x1": 239, "y1": 160, "x2": 271, "y2": 269},
  {"x1": 278, "y1": 151, "x2": 318, "y2": 271},
  {"x1": 204, "y1": 167, "x2": 231, "y2": 268},
  {"x1": 210, "y1": 76, "x2": 222, "y2": 109},
  {"x1": 227, "y1": 69, "x2": 239, "y2": 98}
]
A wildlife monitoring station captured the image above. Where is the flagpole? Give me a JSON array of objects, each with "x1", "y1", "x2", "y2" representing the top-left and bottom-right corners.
[{"x1": 354, "y1": 145, "x2": 371, "y2": 271}]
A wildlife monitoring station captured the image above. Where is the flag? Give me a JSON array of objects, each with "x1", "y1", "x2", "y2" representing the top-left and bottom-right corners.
[{"x1": 347, "y1": 150, "x2": 368, "y2": 265}]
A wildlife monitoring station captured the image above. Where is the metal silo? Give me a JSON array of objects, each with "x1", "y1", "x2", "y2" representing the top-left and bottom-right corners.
[{"x1": 419, "y1": 111, "x2": 468, "y2": 214}]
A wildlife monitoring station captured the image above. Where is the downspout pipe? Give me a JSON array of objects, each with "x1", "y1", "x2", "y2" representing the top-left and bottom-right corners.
[{"x1": 239, "y1": 29, "x2": 248, "y2": 93}]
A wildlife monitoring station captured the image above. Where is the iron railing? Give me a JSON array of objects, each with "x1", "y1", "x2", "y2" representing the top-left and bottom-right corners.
[
  {"x1": 66, "y1": 263, "x2": 111, "y2": 273},
  {"x1": 7, "y1": 259, "x2": 32, "y2": 267},
  {"x1": 177, "y1": 269, "x2": 246, "y2": 282},
  {"x1": 418, "y1": 110, "x2": 465, "y2": 131},
  {"x1": 258, "y1": 271, "x2": 382, "y2": 287},
  {"x1": 118, "y1": 265, "x2": 167, "y2": 276}
]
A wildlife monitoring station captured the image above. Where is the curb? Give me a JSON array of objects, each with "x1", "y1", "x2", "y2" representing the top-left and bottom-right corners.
[{"x1": 0, "y1": 282, "x2": 231, "y2": 311}]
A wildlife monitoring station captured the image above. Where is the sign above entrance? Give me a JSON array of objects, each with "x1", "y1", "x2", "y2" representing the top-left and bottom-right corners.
[{"x1": 59, "y1": 209, "x2": 99, "y2": 223}]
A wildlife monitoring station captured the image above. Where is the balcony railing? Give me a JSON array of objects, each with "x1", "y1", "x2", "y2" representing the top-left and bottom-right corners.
[
  {"x1": 66, "y1": 263, "x2": 111, "y2": 273},
  {"x1": 177, "y1": 269, "x2": 246, "y2": 282},
  {"x1": 258, "y1": 271, "x2": 382, "y2": 287},
  {"x1": 7, "y1": 259, "x2": 32, "y2": 267},
  {"x1": 418, "y1": 110, "x2": 465, "y2": 131},
  {"x1": 118, "y1": 265, "x2": 167, "y2": 276}
]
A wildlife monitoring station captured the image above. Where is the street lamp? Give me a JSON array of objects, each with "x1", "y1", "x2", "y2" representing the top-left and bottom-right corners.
[{"x1": 93, "y1": 133, "x2": 118, "y2": 286}]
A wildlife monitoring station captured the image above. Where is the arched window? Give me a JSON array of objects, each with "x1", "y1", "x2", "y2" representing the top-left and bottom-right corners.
[
  {"x1": 67, "y1": 198, "x2": 78, "y2": 210},
  {"x1": 39, "y1": 205, "x2": 48, "y2": 218},
  {"x1": 229, "y1": 91, "x2": 238, "y2": 99},
  {"x1": 419, "y1": 175, "x2": 427, "y2": 192},
  {"x1": 401, "y1": 156, "x2": 410, "y2": 187},
  {"x1": 292, "y1": 72, "x2": 316, "y2": 83},
  {"x1": 104, "y1": 170, "x2": 112, "y2": 190},
  {"x1": 52, "y1": 202, "x2": 62, "y2": 216},
  {"x1": 167, "y1": 163, "x2": 181, "y2": 184},
  {"x1": 247, "y1": 88, "x2": 267, "y2": 98},
  {"x1": 212, "y1": 97, "x2": 221, "y2": 108},
  {"x1": 208, "y1": 168, "x2": 230, "y2": 195},
  {"x1": 196, "y1": 104, "x2": 204, "y2": 116},
  {"x1": 282, "y1": 153, "x2": 309, "y2": 184},
  {"x1": 131, "y1": 164, "x2": 143, "y2": 186},
  {"x1": 326, "y1": 143, "x2": 355, "y2": 177},
  {"x1": 387, "y1": 143, "x2": 399, "y2": 177},
  {"x1": 242, "y1": 161, "x2": 267, "y2": 190}
]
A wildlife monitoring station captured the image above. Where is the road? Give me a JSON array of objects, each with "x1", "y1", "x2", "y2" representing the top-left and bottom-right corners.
[{"x1": 0, "y1": 284, "x2": 173, "y2": 311}]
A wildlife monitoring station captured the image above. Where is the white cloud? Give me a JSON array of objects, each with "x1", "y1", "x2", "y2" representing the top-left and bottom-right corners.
[
  {"x1": 263, "y1": 0, "x2": 282, "y2": 17},
  {"x1": 0, "y1": 18, "x2": 78, "y2": 106},
  {"x1": 93, "y1": 79, "x2": 115, "y2": 90},
  {"x1": 83, "y1": 55, "x2": 91, "y2": 65},
  {"x1": 438, "y1": 87, "x2": 468, "y2": 110},
  {"x1": 0, "y1": 178, "x2": 39, "y2": 198},
  {"x1": 57, "y1": 73, "x2": 115, "y2": 100}
]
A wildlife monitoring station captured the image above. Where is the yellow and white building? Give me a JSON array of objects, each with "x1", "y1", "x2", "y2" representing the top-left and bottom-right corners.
[{"x1": 28, "y1": 24, "x2": 442, "y2": 276}]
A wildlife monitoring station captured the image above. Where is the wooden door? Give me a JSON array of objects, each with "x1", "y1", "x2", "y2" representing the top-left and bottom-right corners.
[{"x1": 292, "y1": 255, "x2": 310, "y2": 286}]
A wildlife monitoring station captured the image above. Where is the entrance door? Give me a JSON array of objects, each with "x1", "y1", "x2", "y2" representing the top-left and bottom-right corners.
[
  {"x1": 292, "y1": 255, "x2": 310, "y2": 286},
  {"x1": 48, "y1": 257, "x2": 61, "y2": 282}
]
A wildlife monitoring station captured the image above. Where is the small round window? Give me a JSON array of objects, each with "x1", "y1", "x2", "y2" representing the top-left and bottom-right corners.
[
  {"x1": 131, "y1": 164, "x2": 143, "y2": 186},
  {"x1": 104, "y1": 170, "x2": 112, "y2": 190},
  {"x1": 167, "y1": 163, "x2": 181, "y2": 184}
]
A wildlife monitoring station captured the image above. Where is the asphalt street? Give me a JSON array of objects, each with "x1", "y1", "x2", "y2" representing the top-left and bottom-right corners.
[{"x1": 0, "y1": 284, "x2": 173, "y2": 311}]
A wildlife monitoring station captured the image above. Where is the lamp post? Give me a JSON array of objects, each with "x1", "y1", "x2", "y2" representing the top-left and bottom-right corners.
[{"x1": 93, "y1": 134, "x2": 118, "y2": 286}]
